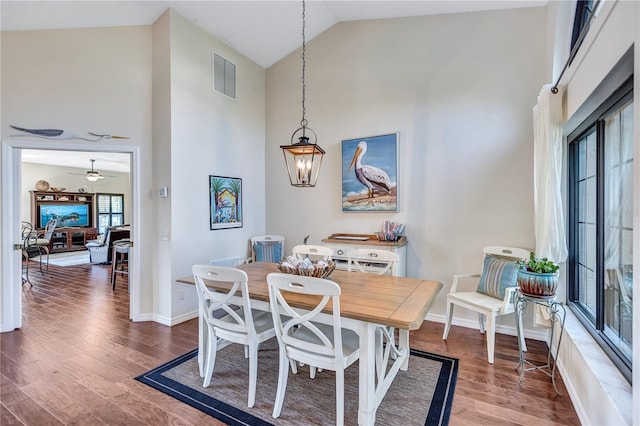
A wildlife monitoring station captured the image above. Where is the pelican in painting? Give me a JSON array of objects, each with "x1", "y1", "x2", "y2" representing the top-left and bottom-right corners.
[{"x1": 348, "y1": 141, "x2": 392, "y2": 198}]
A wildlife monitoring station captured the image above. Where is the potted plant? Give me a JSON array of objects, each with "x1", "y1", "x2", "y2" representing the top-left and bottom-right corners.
[{"x1": 517, "y1": 252, "x2": 560, "y2": 297}]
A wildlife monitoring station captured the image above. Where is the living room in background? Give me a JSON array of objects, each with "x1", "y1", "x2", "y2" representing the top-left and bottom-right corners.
[
  {"x1": 567, "y1": 76, "x2": 633, "y2": 382},
  {"x1": 96, "y1": 193, "x2": 124, "y2": 234}
]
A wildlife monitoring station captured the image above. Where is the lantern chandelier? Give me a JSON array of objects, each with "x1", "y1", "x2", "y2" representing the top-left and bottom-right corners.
[{"x1": 280, "y1": 0, "x2": 325, "y2": 187}]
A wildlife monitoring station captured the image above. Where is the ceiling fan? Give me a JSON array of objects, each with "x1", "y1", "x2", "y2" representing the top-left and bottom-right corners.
[
  {"x1": 68, "y1": 159, "x2": 115, "y2": 181},
  {"x1": 85, "y1": 159, "x2": 103, "y2": 181}
]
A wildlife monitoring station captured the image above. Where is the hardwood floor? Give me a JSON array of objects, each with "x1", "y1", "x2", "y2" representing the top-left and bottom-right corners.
[{"x1": 1, "y1": 261, "x2": 580, "y2": 425}]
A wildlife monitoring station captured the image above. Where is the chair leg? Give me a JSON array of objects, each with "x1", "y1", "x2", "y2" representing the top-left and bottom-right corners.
[
  {"x1": 442, "y1": 301, "x2": 454, "y2": 340},
  {"x1": 247, "y1": 343, "x2": 258, "y2": 408},
  {"x1": 45, "y1": 247, "x2": 50, "y2": 271},
  {"x1": 203, "y1": 327, "x2": 218, "y2": 387},
  {"x1": 111, "y1": 251, "x2": 117, "y2": 290},
  {"x1": 486, "y1": 314, "x2": 496, "y2": 364},
  {"x1": 22, "y1": 250, "x2": 32, "y2": 287},
  {"x1": 37, "y1": 247, "x2": 46, "y2": 275},
  {"x1": 335, "y1": 367, "x2": 345, "y2": 426},
  {"x1": 478, "y1": 313, "x2": 486, "y2": 334},
  {"x1": 272, "y1": 351, "x2": 290, "y2": 419}
]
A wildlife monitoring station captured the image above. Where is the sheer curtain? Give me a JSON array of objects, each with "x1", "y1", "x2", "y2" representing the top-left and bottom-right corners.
[{"x1": 533, "y1": 84, "x2": 568, "y2": 263}]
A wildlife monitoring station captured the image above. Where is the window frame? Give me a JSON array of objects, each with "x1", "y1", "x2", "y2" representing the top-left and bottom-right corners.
[
  {"x1": 567, "y1": 76, "x2": 633, "y2": 382},
  {"x1": 96, "y1": 193, "x2": 125, "y2": 235}
]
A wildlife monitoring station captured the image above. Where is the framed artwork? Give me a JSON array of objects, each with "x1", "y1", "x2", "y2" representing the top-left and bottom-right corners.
[
  {"x1": 341, "y1": 133, "x2": 398, "y2": 212},
  {"x1": 210, "y1": 175, "x2": 243, "y2": 230}
]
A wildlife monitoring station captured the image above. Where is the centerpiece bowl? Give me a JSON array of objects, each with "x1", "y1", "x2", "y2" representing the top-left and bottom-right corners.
[{"x1": 277, "y1": 257, "x2": 336, "y2": 279}]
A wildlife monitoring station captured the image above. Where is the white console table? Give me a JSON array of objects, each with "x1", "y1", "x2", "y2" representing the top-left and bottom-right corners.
[{"x1": 322, "y1": 233, "x2": 407, "y2": 277}]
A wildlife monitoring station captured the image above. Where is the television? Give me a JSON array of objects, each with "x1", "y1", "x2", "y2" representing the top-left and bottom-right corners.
[{"x1": 38, "y1": 203, "x2": 90, "y2": 228}]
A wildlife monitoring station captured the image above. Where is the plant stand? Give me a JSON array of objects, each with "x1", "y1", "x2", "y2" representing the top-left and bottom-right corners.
[{"x1": 513, "y1": 289, "x2": 566, "y2": 394}]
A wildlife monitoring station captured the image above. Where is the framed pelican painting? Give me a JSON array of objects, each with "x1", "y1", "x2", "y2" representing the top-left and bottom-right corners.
[
  {"x1": 341, "y1": 133, "x2": 398, "y2": 212},
  {"x1": 210, "y1": 175, "x2": 243, "y2": 230}
]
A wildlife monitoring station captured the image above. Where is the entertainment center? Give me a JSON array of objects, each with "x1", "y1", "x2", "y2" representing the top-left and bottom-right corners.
[{"x1": 30, "y1": 190, "x2": 97, "y2": 253}]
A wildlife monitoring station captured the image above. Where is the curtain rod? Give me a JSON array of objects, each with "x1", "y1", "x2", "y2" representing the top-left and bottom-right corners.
[{"x1": 551, "y1": 1, "x2": 600, "y2": 94}]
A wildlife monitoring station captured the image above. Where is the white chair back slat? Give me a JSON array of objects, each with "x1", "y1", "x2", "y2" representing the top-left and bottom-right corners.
[
  {"x1": 291, "y1": 244, "x2": 333, "y2": 261},
  {"x1": 347, "y1": 248, "x2": 399, "y2": 275}
]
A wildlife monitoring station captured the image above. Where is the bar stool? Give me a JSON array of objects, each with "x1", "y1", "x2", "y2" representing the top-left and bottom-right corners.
[{"x1": 111, "y1": 239, "x2": 132, "y2": 290}]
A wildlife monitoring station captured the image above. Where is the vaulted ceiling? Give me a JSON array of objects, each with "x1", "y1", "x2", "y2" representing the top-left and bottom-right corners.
[
  {"x1": 1, "y1": 1, "x2": 547, "y2": 68},
  {"x1": 5, "y1": 1, "x2": 547, "y2": 171}
]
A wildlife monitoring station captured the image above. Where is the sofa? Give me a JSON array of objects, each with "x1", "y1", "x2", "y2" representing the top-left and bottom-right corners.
[{"x1": 86, "y1": 226, "x2": 130, "y2": 264}]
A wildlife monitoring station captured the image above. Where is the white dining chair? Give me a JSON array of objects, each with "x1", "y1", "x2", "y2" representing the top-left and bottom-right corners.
[
  {"x1": 442, "y1": 246, "x2": 530, "y2": 364},
  {"x1": 267, "y1": 273, "x2": 359, "y2": 425},
  {"x1": 291, "y1": 244, "x2": 333, "y2": 261},
  {"x1": 192, "y1": 265, "x2": 276, "y2": 408},
  {"x1": 30, "y1": 218, "x2": 57, "y2": 273},
  {"x1": 248, "y1": 235, "x2": 285, "y2": 263},
  {"x1": 346, "y1": 248, "x2": 399, "y2": 276}
]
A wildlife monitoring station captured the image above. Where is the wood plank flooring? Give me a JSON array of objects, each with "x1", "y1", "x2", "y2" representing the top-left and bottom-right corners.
[{"x1": 1, "y1": 261, "x2": 580, "y2": 425}]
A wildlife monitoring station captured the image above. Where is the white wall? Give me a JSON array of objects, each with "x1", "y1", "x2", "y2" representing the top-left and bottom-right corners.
[
  {"x1": 1, "y1": 25, "x2": 154, "y2": 318},
  {"x1": 1, "y1": 11, "x2": 267, "y2": 327},
  {"x1": 154, "y1": 10, "x2": 267, "y2": 322},
  {"x1": 266, "y1": 7, "x2": 546, "y2": 325}
]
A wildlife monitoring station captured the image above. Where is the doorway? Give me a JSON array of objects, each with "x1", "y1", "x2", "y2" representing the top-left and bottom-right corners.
[{"x1": 1, "y1": 139, "x2": 140, "y2": 332}]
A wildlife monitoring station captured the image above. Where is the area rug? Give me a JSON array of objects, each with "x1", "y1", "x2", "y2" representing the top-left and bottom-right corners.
[
  {"x1": 41, "y1": 250, "x2": 90, "y2": 267},
  {"x1": 135, "y1": 338, "x2": 458, "y2": 426}
]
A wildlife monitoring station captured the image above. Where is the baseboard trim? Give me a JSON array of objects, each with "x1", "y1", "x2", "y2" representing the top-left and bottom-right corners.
[{"x1": 425, "y1": 312, "x2": 550, "y2": 341}]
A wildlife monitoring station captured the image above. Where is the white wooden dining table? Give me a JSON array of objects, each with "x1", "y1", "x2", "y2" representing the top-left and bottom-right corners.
[{"x1": 177, "y1": 262, "x2": 442, "y2": 425}]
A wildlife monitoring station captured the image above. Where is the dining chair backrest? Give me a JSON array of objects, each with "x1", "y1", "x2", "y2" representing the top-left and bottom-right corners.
[
  {"x1": 192, "y1": 265, "x2": 256, "y2": 339},
  {"x1": 267, "y1": 272, "x2": 360, "y2": 424},
  {"x1": 21, "y1": 221, "x2": 34, "y2": 242},
  {"x1": 291, "y1": 244, "x2": 333, "y2": 261},
  {"x1": 347, "y1": 248, "x2": 399, "y2": 275},
  {"x1": 41, "y1": 218, "x2": 57, "y2": 242},
  {"x1": 250, "y1": 235, "x2": 285, "y2": 263},
  {"x1": 267, "y1": 273, "x2": 344, "y2": 363}
]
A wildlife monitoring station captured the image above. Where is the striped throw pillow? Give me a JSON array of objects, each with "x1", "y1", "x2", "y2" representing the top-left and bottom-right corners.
[{"x1": 476, "y1": 255, "x2": 519, "y2": 299}]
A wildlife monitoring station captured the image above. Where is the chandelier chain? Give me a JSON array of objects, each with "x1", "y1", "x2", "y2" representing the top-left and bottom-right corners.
[{"x1": 301, "y1": 0, "x2": 307, "y2": 128}]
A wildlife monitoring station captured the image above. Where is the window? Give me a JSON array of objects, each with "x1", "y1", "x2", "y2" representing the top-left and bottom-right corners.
[
  {"x1": 570, "y1": 0, "x2": 596, "y2": 55},
  {"x1": 567, "y1": 77, "x2": 633, "y2": 381},
  {"x1": 96, "y1": 193, "x2": 124, "y2": 235},
  {"x1": 213, "y1": 53, "x2": 236, "y2": 99}
]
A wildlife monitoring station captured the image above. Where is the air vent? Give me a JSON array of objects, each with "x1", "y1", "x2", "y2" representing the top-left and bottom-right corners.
[{"x1": 212, "y1": 53, "x2": 236, "y2": 99}]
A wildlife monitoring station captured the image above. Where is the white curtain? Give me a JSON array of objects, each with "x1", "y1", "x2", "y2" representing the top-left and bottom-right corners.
[{"x1": 533, "y1": 84, "x2": 568, "y2": 263}]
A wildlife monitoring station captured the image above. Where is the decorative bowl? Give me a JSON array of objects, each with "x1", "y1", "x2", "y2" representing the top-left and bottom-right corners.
[
  {"x1": 277, "y1": 260, "x2": 336, "y2": 279},
  {"x1": 50, "y1": 187, "x2": 66, "y2": 192},
  {"x1": 35, "y1": 180, "x2": 50, "y2": 191}
]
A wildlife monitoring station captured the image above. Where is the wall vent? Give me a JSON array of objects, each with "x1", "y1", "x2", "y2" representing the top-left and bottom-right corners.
[{"x1": 212, "y1": 52, "x2": 236, "y2": 99}]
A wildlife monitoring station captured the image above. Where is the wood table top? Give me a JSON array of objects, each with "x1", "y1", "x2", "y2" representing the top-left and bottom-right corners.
[{"x1": 177, "y1": 262, "x2": 442, "y2": 330}]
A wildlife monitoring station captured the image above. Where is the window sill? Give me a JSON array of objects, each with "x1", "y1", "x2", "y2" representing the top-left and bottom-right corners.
[{"x1": 557, "y1": 309, "x2": 632, "y2": 425}]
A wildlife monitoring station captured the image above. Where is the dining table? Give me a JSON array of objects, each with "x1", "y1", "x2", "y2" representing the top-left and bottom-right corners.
[{"x1": 177, "y1": 262, "x2": 442, "y2": 426}]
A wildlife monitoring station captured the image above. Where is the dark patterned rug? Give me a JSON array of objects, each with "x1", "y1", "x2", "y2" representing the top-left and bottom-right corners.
[{"x1": 136, "y1": 338, "x2": 457, "y2": 425}]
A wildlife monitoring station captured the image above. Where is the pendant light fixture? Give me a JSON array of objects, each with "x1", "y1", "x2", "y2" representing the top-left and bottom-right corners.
[
  {"x1": 280, "y1": 0, "x2": 325, "y2": 187},
  {"x1": 86, "y1": 159, "x2": 103, "y2": 182}
]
